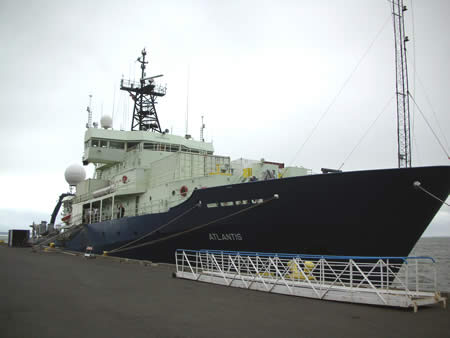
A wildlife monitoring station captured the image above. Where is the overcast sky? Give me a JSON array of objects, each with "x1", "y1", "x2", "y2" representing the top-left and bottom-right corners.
[{"x1": 0, "y1": 0, "x2": 448, "y2": 236}]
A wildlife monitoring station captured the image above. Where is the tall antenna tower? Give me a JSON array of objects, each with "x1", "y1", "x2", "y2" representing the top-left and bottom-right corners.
[
  {"x1": 86, "y1": 94, "x2": 93, "y2": 129},
  {"x1": 392, "y1": 0, "x2": 412, "y2": 168},
  {"x1": 120, "y1": 48, "x2": 167, "y2": 132}
]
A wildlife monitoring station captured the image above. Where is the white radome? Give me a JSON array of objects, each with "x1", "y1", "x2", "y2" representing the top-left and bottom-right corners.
[
  {"x1": 64, "y1": 164, "x2": 86, "y2": 186},
  {"x1": 100, "y1": 115, "x2": 113, "y2": 129}
]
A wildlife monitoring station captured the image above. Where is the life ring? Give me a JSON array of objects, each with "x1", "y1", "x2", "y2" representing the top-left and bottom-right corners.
[
  {"x1": 122, "y1": 175, "x2": 128, "y2": 183},
  {"x1": 180, "y1": 185, "x2": 188, "y2": 197}
]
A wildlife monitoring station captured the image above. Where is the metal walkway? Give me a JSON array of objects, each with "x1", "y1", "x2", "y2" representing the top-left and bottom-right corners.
[{"x1": 175, "y1": 250, "x2": 447, "y2": 312}]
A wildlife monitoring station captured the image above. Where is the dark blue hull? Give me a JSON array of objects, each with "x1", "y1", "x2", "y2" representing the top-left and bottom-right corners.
[{"x1": 63, "y1": 166, "x2": 450, "y2": 263}]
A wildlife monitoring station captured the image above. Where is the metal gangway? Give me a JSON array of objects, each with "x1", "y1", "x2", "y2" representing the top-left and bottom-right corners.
[{"x1": 175, "y1": 250, "x2": 447, "y2": 312}]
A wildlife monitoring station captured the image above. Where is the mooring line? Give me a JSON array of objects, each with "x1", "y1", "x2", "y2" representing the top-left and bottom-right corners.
[
  {"x1": 108, "y1": 196, "x2": 278, "y2": 255},
  {"x1": 107, "y1": 203, "x2": 200, "y2": 254},
  {"x1": 413, "y1": 181, "x2": 449, "y2": 206}
]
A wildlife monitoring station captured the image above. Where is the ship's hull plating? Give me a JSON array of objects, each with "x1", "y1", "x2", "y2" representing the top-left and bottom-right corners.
[{"x1": 63, "y1": 166, "x2": 450, "y2": 262}]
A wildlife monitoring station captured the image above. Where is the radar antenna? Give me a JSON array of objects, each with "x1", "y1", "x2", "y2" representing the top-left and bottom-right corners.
[
  {"x1": 120, "y1": 49, "x2": 167, "y2": 132},
  {"x1": 392, "y1": 0, "x2": 412, "y2": 168}
]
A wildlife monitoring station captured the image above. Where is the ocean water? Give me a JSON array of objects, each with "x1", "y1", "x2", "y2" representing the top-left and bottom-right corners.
[
  {"x1": 410, "y1": 237, "x2": 450, "y2": 292},
  {"x1": 1, "y1": 233, "x2": 448, "y2": 291}
]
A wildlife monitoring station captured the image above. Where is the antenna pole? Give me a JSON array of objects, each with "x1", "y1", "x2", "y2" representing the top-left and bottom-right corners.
[
  {"x1": 392, "y1": 0, "x2": 412, "y2": 168},
  {"x1": 185, "y1": 65, "x2": 190, "y2": 137},
  {"x1": 200, "y1": 115, "x2": 205, "y2": 142},
  {"x1": 86, "y1": 94, "x2": 93, "y2": 129},
  {"x1": 112, "y1": 86, "x2": 116, "y2": 128}
]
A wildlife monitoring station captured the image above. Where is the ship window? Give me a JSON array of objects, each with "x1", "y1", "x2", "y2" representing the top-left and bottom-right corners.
[
  {"x1": 127, "y1": 142, "x2": 139, "y2": 151},
  {"x1": 242, "y1": 200, "x2": 248, "y2": 205},
  {"x1": 172, "y1": 190, "x2": 175, "y2": 196},
  {"x1": 144, "y1": 142, "x2": 157, "y2": 151},
  {"x1": 110, "y1": 141, "x2": 125, "y2": 149},
  {"x1": 169, "y1": 144, "x2": 179, "y2": 152},
  {"x1": 235, "y1": 201, "x2": 242, "y2": 205},
  {"x1": 100, "y1": 140, "x2": 108, "y2": 148},
  {"x1": 207, "y1": 203, "x2": 218, "y2": 208},
  {"x1": 91, "y1": 139, "x2": 100, "y2": 147},
  {"x1": 220, "y1": 201, "x2": 234, "y2": 207}
]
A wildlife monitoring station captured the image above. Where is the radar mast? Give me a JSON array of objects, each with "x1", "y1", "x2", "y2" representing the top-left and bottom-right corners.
[
  {"x1": 120, "y1": 48, "x2": 167, "y2": 132},
  {"x1": 392, "y1": 0, "x2": 412, "y2": 168}
]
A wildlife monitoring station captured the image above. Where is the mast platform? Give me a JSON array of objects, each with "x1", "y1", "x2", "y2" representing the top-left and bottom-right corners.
[{"x1": 120, "y1": 79, "x2": 166, "y2": 96}]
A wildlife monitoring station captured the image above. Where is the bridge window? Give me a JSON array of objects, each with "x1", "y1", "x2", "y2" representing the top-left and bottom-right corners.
[
  {"x1": 100, "y1": 140, "x2": 108, "y2": 148},
  {"x1": 91, "y1": 139, "x2": 100, "y2": 147},
  {"x1": 169, "y1": 144, "x2": 180, "y2": 152},
  {"x1": 144, "y1": 142, "x2": 157, "y2": 150},
  {"x1": 127, "y1": 142, "x2": 140, "y2": 151},
  {"x1": 110, "y1": 141, "x2": 125, "y2": 149}
]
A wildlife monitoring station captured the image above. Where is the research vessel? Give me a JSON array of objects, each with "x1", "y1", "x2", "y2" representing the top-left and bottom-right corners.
[{"x1": 51, "y1": 45, "x2": 449, "y2": 262}]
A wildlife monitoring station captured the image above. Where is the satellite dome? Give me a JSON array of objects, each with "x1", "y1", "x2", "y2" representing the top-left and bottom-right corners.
[
  {"x1": 100, "y1": 115, "x2": 113, "y2": 129},
  {"x1": 64, "y1": 164, "x2": 86, "y2": 186}
]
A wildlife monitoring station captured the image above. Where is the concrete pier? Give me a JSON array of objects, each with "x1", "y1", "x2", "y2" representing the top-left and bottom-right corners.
[{"x1": 1, "y1": 246, "x2": 449, "y2": 338}]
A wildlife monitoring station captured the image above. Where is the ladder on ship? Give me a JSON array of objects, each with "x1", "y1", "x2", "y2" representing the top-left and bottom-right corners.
[{"x1": 175, "y1": 250, "x2": 446, "y2": 312}]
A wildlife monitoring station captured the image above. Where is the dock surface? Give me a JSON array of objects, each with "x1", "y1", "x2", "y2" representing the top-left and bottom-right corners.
[{"x1": 1, "y1": 246, "x2": 449, "y2": 338}]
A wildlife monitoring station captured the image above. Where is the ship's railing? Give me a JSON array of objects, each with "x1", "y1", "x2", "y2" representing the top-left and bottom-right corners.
[
  {"x1": 135, "y1": 196, "x2": 187, "y2": 216},
  {"x1": 175, "y1": 250, "x2": 446, "y2": 311},
  {"x1": 79, "y1": 195, "x2": 187, "y2": 225},
  {"x1": 72, "y1": 192, "x2": 94, "y2": 204}
]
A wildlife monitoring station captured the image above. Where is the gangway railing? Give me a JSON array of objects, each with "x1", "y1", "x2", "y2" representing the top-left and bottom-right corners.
[{"x1": 175, "y1": 250, "x2": 447, "y2": 312}]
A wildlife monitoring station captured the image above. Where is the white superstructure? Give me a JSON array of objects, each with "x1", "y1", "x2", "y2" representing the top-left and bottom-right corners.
[{"x1": 67, "y1": 126, "x2": 310, "y2": 226}]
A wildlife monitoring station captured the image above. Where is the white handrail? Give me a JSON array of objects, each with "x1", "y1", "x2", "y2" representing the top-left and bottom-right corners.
[{"x1": 175, "y1": 250, "x2": 447, "y2": 311}]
